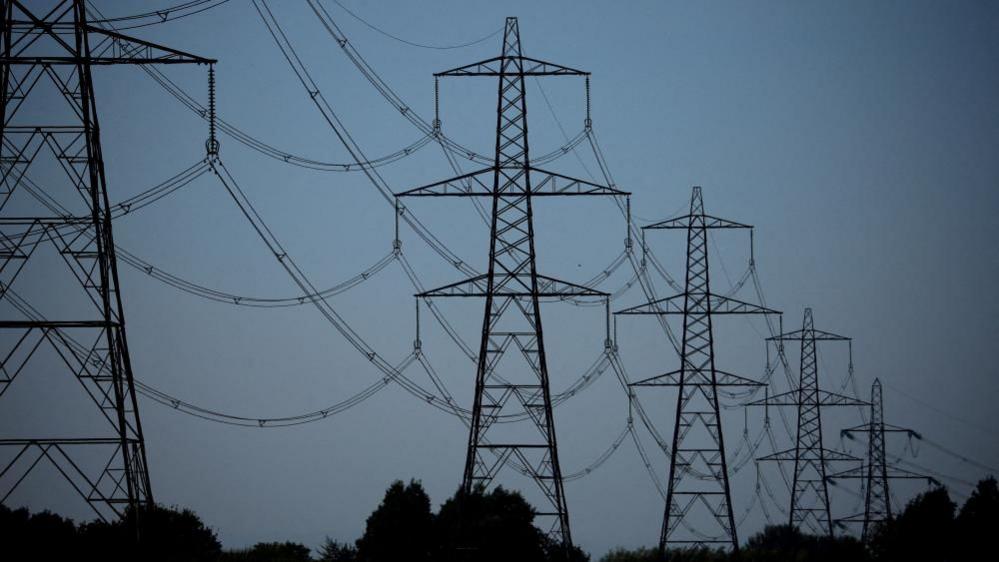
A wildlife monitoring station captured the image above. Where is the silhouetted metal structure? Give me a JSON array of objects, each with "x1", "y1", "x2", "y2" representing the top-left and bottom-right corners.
[
  {"x1": 831, "y1": 379, "x2": 934, "y2": 541},
  {"x1": 397, "y1": 17, "x2": 626, "y2": 545},
  {"x1": 751, "y1": 308, "x2": 867, "y2": 537},
  {"x1": 616, "y1": 186, "x2": 776, "y2": 554},
  {"x1": 0, "y1": 0, "x2": 211, "y2": 521}
]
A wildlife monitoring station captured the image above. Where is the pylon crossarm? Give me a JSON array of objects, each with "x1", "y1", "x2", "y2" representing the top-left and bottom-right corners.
[
  {"x1": 4, "y1": 2, "x2": 213, "y2": 65},
  {"x1": 643, "y1": 214, "x2": 752, "y2": 230},
  {"x1": 758, "y1": 447, "x2": 860, "y2": 462},
  {"x1": 747, "y1": 389, "x2": 869, "y2": 407},
  {"x1": 766, "y1": 328, "x2": 850, "y2": 341},
  {"x1": 396, "y1": 166, "x2": 626, "y2": 197},
  {"x1": 436, "y1": 55, "x2": 588, "y2": 77},
  {"x1": 616, "y1": 292, "x2": 779, "y2": 315},
  {"x1": 829, "y1": 464, "x2": 935, "y2": 482},
  {"x1": 842, "y1": 423, "x2": 918, "y2": 436},
  {"x1": 417, "y1": 274, "x2": 606, "y2": 298},
  {"x1": 630, "y1": 369, "x2": 763, "y2": 387}
]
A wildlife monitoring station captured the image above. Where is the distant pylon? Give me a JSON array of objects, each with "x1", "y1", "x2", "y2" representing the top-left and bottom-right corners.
[
  {"x1": 830, "y1": 379, "x2": 935, "y2": 541},
  {"x1": 750, "y1": 308, "x2": 868, "y2": 537},
  {"x1": 0, "y1": 0, "x2": 212, "y2": 522},
  {"x1": 397, "y1": 17, "x2": 626, "y2": 546},
  {"x1": 616, "y1": 186, "x2": 778, "y2": 555}
]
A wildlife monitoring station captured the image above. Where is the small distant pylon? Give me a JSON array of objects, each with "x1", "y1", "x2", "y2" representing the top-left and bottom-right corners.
[
  {"x1": 830, "y1": 379, "x2": 936, "y2": 541},
  {"x1": 750, "y1": 308, "x2": 868, "y2": 537},
  {"x1": 616, "y1": 186, "x2": 778, "y2": 555}
]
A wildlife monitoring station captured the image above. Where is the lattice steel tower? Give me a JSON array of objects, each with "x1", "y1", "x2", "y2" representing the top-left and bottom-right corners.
[
  {"x1": 751, "y1": 308, "x2": 868, "y2": 537},
  {"x1": 831, "y1": 379, "x2": 933, "y2": 541},
  {"x1": 398, "y1": 17, "x2": 626, "y2": 544},
  {"x1": 0, "y1": 0, "x2": 211, "y2": 521},
  {"x1": 616, "y1": 186, "x2": 776, "y2": 554}
]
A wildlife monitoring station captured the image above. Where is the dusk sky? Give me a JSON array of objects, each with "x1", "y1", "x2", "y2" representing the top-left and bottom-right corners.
[{"x1": 4, "y1": 0, "x2": 998, "y2": 557}]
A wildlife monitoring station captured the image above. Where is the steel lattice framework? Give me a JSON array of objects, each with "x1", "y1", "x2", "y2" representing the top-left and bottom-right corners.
[
  {"x1": 831, "y1": 379, "x2": 934, "y2": 541},
  {"x1": 616, "y1": 186, "x2": 776, "y2": 555},
  {"x1": 751, "y1": 308, "x2": 868, "y2": 537},
  {"x1": 398, "y1": 17, "x2": 626, "y2": 546},
  {"x1": 0, "y1": 0, "x2": 211, "y2": 522}
]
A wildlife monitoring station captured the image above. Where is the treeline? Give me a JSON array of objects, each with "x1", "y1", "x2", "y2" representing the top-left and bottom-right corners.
[
  {"x1": 606, "y1": 476, "x2": 999, "y2": 562},
  {"x1": 0, "y1": 480, "x2": 584, "y2": 561},
  {"x1": 1, "y1": 477, "x2": 995, "y2": 561}
]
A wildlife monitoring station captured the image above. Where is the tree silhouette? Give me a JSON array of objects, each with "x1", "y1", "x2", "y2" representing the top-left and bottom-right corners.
[
  {"x1": 219, "y1": 541, "x2": 313, "y2": 561},
  {"x1": 436, "y1": 485, "x2": 548, "y2": 561},
  {"x1": 355, "y1": 479, "x2": 435, "y2": 561},
  {"x1": 317, "y1": 537, "x2": 358, "y2": 561},
  {"x1": 0, "y1": 504, "x2": 78, "y2": 560},
  {"x1": 955, "y1": 475, "x2": 998, "y2": 561},
  {"x1": 869, "y1": 486, "x2": 956, "y2": 562}
]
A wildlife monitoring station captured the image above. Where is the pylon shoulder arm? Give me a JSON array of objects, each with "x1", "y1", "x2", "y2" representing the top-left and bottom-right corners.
[
  {"x1": 528, "y1": 168, "x2": 628, "y2": 196},
  {"x1": 2, "y1": 14, "x2": 213, "y2": 65},
  {"x1": 396, "y1": 168, "x2": 494, "y2": 197},
  {"x1": 435, "y1": 56, "x2": 588, "y2": 77},
  {"x1": 83, "y1": 26, "x2": 215, "y2": 65}
]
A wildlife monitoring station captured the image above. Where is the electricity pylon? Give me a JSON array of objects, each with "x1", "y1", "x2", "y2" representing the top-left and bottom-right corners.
[
  {"x1": 750, "y1": 308, "x2": 868, "y2": 537},
  {"x1": 0, "y1": 0, "x2": 211, "y2": 521},
  {"x1": 616, "y1": 186, "x2": 777, "y2": 555},
  {"x1": 397, "y1": 17, "x2": 626, "y2": 545},
  {"x1": 830, "y1": 379, "x2": 935, "y2": 541}
]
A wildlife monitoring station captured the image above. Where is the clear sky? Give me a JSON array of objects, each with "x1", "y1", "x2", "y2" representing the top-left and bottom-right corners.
[{"x1": 4, "y1": 0, "x2": 999, "y2": 557}]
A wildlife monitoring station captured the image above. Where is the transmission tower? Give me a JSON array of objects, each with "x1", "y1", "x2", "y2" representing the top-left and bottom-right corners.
[
  {"x1": 751, "y1": 308, "x2": 868, "y2": 537},
  {"x1": 616, "y1": 186, "x2": 777, "y2": 554},
  {"x1": 0, "y1": 0, "x2": 211, "y2": 522},
  {"x1": 397, "y1": 17, "x2": 626, "y2": 545},
  {"x1": 830, "y1": 379, "x2": 935, "y2": 541}
]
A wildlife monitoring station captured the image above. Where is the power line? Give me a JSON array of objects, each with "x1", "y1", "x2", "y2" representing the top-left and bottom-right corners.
[{"x1": 330, "y1": 0, "x2": 502, "y2": 50}]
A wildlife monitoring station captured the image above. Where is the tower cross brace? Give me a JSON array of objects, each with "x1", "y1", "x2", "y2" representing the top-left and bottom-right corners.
[
  {"x1": 397, "y1": 17, "x2": 626, "y2": 546},
  {"x1": 616, "y1": 186, "x2": 777, "y2": 555}
]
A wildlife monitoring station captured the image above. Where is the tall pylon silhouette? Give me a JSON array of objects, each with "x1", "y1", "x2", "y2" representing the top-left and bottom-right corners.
[
  {"x1": 616, "y1": 186, "x2": 777, "y2": 554},
  {"x1": 397, "y1": 17, "x2": 626, "y2": 545},
  {"x1": 751, "y1": 308, "x2": 868, "y2": 537},
  {"x1": 831, "y1": 379, "x2": 935, "y2": 541},
  {"x1": 0, "y1": 0, "x2": 211, "y2": 522}
]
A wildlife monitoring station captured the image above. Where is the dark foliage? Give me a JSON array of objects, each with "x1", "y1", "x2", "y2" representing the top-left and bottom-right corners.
[
  {"x1": 0, "y1": 504, "x2": 78, "y2": 561},
  {"x1": 355, "y1": 479, "x2": 435, "y2": 562},
  {"x1": 436, "y1": 485, "x2": 548, "y2": 561},
  {"x1": 0, "y1": 503, "x2": 222, "y2": 562},
  {"x1": 317, "y1": 537, "x2": 358, "y2": 561},
  {"x1": 869, "y1": 486, "x2": 957, "y2": 562},
  {"x1": 4, "y1": 475, "x2": 996, "y2": 562},
  {"x1": 220, "y1": 541, "x2": 313, "y2": 562},
  {"x1": 955, "y1": 476, "x2": 999, "y2": 561},
  {"x1": 741, "y1": 524, "x2": 866, "y2": 562}
]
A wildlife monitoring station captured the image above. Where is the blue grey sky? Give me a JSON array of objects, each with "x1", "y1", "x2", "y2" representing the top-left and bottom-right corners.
[{"x1": 5, "y1": 0, "x2": 999, "y2": 557}]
